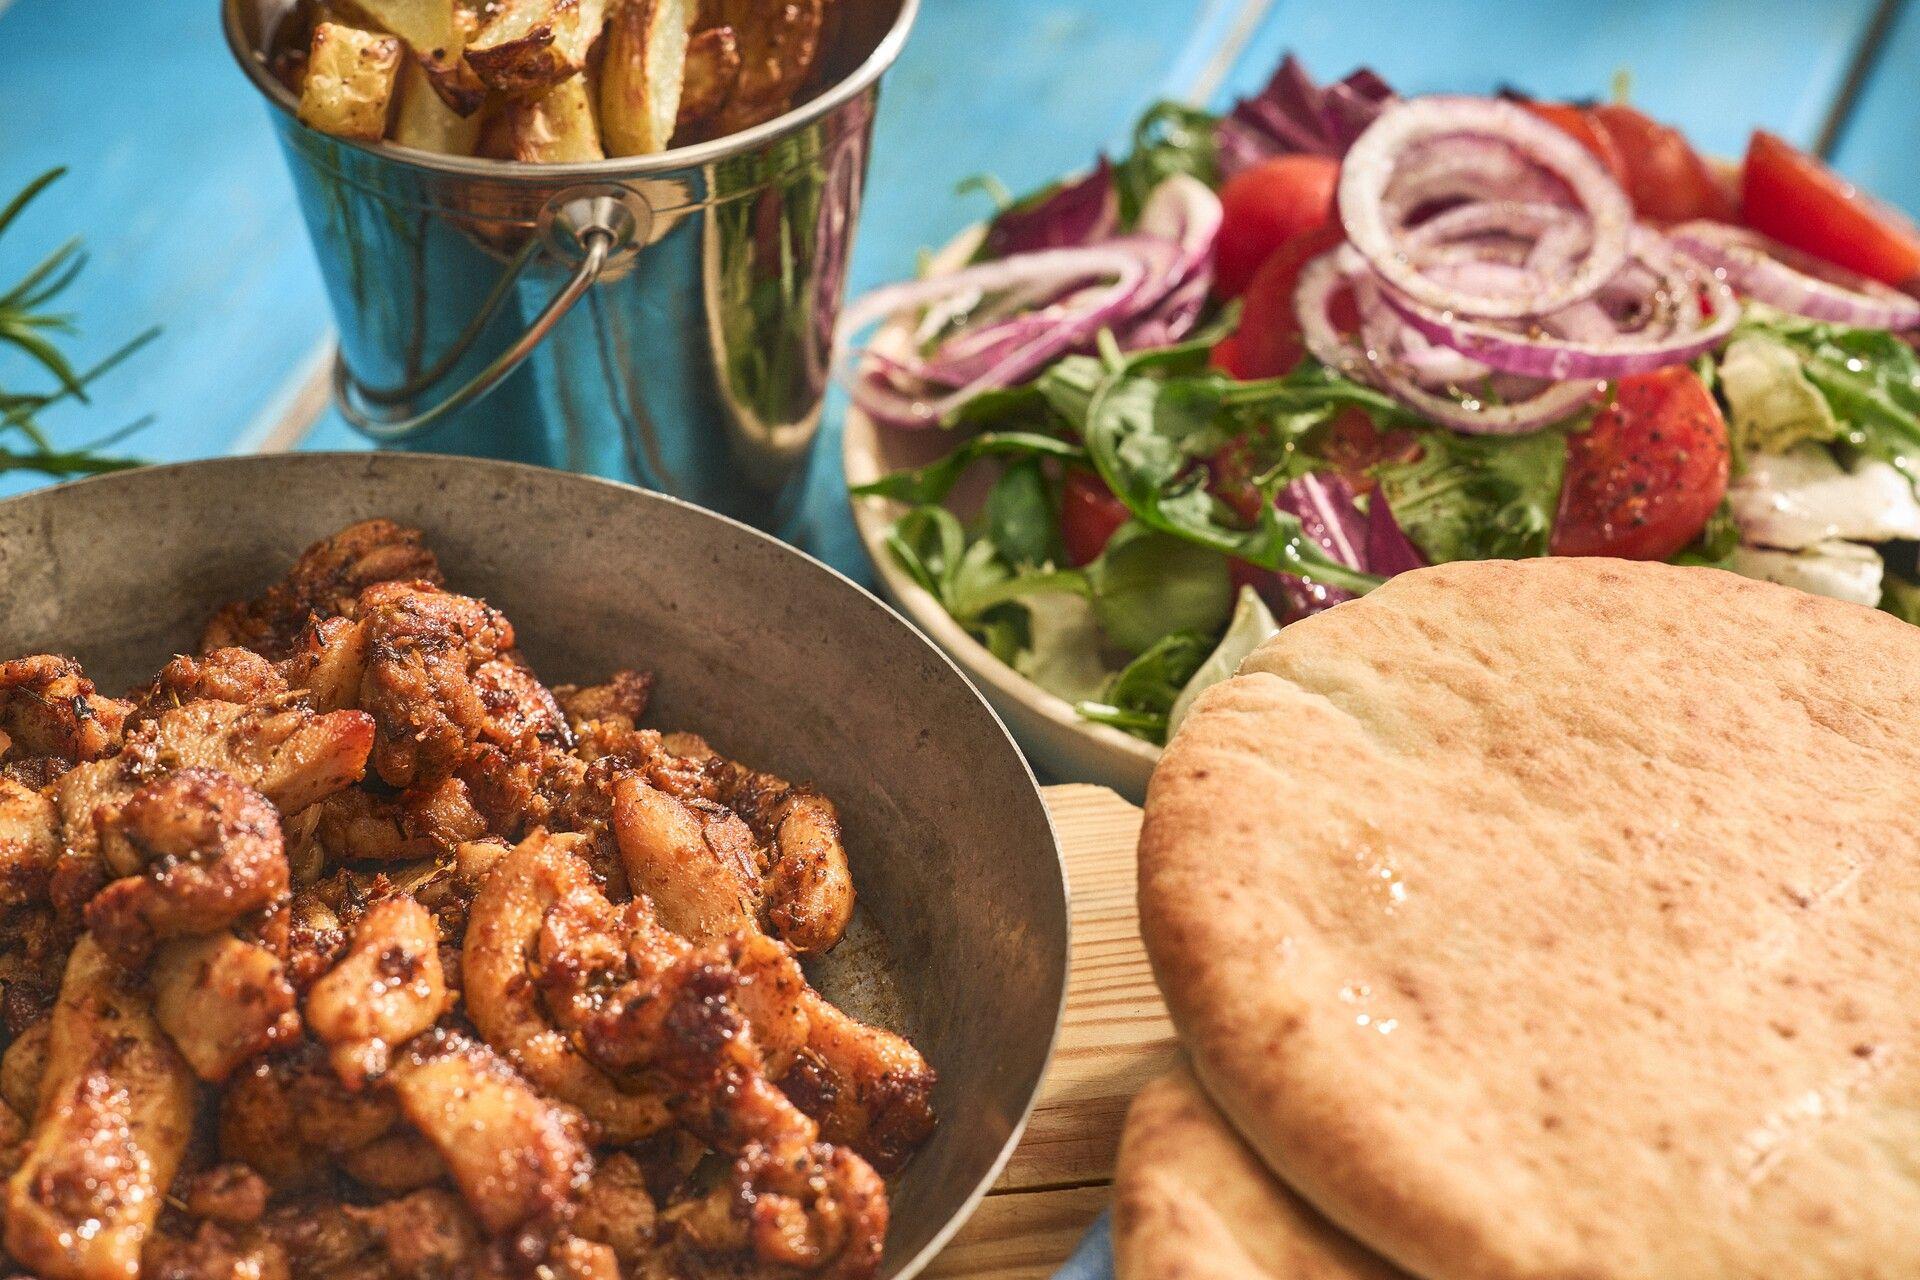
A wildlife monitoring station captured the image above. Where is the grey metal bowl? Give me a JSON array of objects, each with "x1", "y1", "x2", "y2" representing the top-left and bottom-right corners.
[{"x1": 0, "y1": 452, "x2": 1067, "y2": 1278}]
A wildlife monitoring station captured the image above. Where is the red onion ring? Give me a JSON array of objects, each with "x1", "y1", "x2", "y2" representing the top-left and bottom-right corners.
[
  {"x1": 1669, "y1": 221, "x2": 1920, "y2": 331},
  {"x1": 1381, "y1": 227, "x2": 1738, "y2": 380},
  {"x1": 1339, "y1": 97, "x2": 1633, "y2": 320}
]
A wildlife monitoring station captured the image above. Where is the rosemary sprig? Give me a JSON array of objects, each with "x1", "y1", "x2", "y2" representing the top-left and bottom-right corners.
[{"x1": 0, "y1": 167, "x2": 154, "y2": 478}]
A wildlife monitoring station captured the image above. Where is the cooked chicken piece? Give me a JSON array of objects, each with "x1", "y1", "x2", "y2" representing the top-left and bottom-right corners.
[
  {"x1": 219, "y1": 1043, "x2": 401, "y2": 1189},
  {"x1": 128, "y1": 647, "x2": 287, "y2": 726},
  {"x1": 387, "y1": 1027, "x2": 591, "y2": 1237},
  {"x1": 571, "y1": 1151, "x2": 657, "y2": 1268},
  {"x1": 345, "y1": 1186, "x2": 491, "y2": 1276},
  {"x1": 177, "y1": 1162, "x2": 272, "y2": 1225},
  {"x1": 0, "y1": 908, "x2": 66, "y2": 1037},
  {"x1": 705, "y1": 755, "x2": 854, "y2": 955},
  {"x1": 0, "y1": 655, "x2": 130, "y2": 767},
  {"x1": 4, "y1": 935, "x2": 196, "y2": 1280},
  {"x1": 655, "y1": 1141, "x2": 887, "y2": 1280},
  {"x1": 779, "y1": 1001, "x2": 938, "y2": 1175},
  {"x1": 139, "y1": 1219, "x2": 290, "y2": 1280},
  {"x1": 85, "y1": 768, "x2": 290, "y2": 965},
  {"x1": 612, "y1": 774, "x2": 761, "y2": 941},
  {"x1": 0, "y1": 1016, "x2": 47, "y2": 1119},
  {"x1": 51, "y1": 699, "x2": 373, "y2": 924},
  {"x1": 0, "y1": 1095, "x2": 25, "y2": 1180},
  {"x1": 199, "y1": 519, "x2": 443, "y2": 658},
  {"x1": 312, "y1": 775, "x2": 489, "y2": 864},
  {"x1": 336, "y1": 1127, "x2": 449, "y2": 1195},
  {"x1": 305, "y1": 895, "x2": 450, "y2": 1089},
  {"x1": 463, "y1": 832, "x2": 671, "y2": 1144},
  {"x1": 554, "y1": 670, "x2": 654, "y2": 738},
  {"x1": 151, "y1": 931, "x2": 301, "y2": 1082},
  {"x1": 0, "y1": 778, "x2": 57, "y2": 910}
]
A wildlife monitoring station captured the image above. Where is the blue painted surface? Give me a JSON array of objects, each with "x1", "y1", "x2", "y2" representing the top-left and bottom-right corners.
[{"x1": 0, "y1": 0, "x2": 1914, "y2": 561}]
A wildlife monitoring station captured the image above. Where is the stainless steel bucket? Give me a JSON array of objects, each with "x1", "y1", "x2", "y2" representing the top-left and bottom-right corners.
[{"x1": 221, "y1": 0, "x2": 918, "y2": 528}]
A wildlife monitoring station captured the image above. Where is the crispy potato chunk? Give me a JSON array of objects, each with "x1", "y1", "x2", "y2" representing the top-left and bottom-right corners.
[
  {"x1": 479, "y1": 74, "x2": 606, "y2": 162},
  {"x1": 710, "y1": 0, "x2": 824, "y2": 135},
  {"x1": 599, "y1": 0, "x2": 691, "y2": 156},
  {"x1": 351, "y1": 0, "x2": 488, "y2": 113},
  {"x1": 3, "y1": 937, "x2": 196, "y2": 1280},
  {"x1": 152, "y1": 932, "x2": 301, "y2": 1083},
  {"x1": 298, "y1": 21, "x2": 404, "y2": 142},
  {"x1": 676, "y1": 23, "x2": 742, "y2": 132},
  {"x1": 391, "y1": 57, "x2": 484, "y2": 154},
  {"x1": 304, "y1": 895, "x2": 450, "y2": 1088},
  {"x1": 465, "y1": 0, "x2": 608, "y2": 96}
]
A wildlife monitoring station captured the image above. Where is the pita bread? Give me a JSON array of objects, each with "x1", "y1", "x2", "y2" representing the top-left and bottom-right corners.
[
  {"x1": 1113, "y1": 1063, "x2": 1407, "y2": 1280},
  {"x1": 1140, "y1": 559, "x2": 1920, "y2": 1280}
]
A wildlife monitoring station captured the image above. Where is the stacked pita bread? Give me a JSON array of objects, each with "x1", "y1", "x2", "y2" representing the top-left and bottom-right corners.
[{"x1": 1123, "y1": 559, "x2": 1920, "y2": 1280}]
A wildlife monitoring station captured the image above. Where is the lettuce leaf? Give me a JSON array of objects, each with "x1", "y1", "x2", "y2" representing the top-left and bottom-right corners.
[
  {"x1": 1717, "y1": 332, "x2": 1841, "y2": 457},
  {"x1": 1372, "y1": 427, "x2": 1567, "y2": 563}
]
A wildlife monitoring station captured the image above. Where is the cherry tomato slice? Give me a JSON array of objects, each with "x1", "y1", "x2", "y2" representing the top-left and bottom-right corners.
[
  {"x1": 1519, "y1": 100, "x2": 1630, "y2": 189},
  {"x1": 1551, "y1": 367, "x2": 1728, "y2": 561},
  {"x1": 1059, "y1": 467, "x2": 1132, "y2": 567},
  {"x1": 1229, "y1": 222, "x2": 1350, "y2": 381},
  {"x1": 1588, "y1": 104, "x2": 1737, "y2": 224},
  {"x1": 1742, "y1": 130, "x2": 1920, "y2": 287},
  {"x1": 1214, "y1": 154, "x2": 1340, "y2": 299}
]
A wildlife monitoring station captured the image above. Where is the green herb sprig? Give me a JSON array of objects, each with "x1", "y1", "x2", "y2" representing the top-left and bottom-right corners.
[{"x1": 0, "y1": 168, "x2": 155, "y2": 478}]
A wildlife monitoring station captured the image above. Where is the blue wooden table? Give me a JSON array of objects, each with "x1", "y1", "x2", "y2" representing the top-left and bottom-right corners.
[
  {"x1": 0, "y1": 2, "x2": 1915, "y2": 1275},
  {"x1": 3, "y1": 0, "x2": 1914, "y2": 584}
]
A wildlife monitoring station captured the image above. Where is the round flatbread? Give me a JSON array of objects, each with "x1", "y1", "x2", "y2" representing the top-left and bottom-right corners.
[
  {"x1": 1140, "y1": 558, "x2": 1920, "y2": 1280},
  {"x1": 1113, "y1": 1064, "x2": 1407, "y2": 1280}
]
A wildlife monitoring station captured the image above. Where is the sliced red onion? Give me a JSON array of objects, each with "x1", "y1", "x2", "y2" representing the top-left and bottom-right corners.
[
  {"x1": 1669, "y1": 221, "x2": 1920, "y2": 331},
  {"x1": 1339, "y1": 96, "x2": 1633, "y2": 320},
  {"x1": 1382, "y1": 227, "x2": 1738, "y2": 380},
  {"x1": 1364, "y1": 491, "x2": 1428, "y2": 576}
]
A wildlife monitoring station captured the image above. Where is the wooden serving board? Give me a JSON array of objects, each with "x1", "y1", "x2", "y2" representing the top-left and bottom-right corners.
[{"x1": 924, "y1": 785, "x2": 1176, "y2": 1279}]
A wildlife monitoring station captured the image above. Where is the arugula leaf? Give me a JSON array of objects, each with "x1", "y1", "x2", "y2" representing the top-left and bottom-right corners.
[
  {"x1": 1373, "y1": 427, "x2": 1567, "y2": 563},
  {"x1": 1012, "y1": 590, "x2": 1112, "y2": 703},
  {"x1": 851, "y1": 432, "x2": 1085, "y2": 505},
  {"x1": 1075, "y1": 628, "x2": 1215, "y2": 745},
  {"x1": 983, "y1": 457, "x2": 1059, "y2": 568},
  {"x1": 1112, "y1": 102, "x2": 1221, "y2": 225},
  {"x1": 1085, "y1": 522, "x2": 1234, "y2": 655},
  {"x1": 1166, "y1": 585, "x2": 1280, "y2": 738},
  {"x1": 1080, "y1": 364, "x2": 1387, "y2": 594}
]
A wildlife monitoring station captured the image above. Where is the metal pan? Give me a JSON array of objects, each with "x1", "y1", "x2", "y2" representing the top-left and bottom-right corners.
[{"x1": 0, "y1": 452, "x2": 1068, "y2": 1278}]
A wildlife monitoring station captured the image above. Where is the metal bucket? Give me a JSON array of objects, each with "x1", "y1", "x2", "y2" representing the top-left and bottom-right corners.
[{"x1": 222, "y1": 0, "x2": 917, "y2": 528}]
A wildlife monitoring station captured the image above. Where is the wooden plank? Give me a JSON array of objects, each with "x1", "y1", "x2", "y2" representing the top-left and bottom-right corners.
[
  {"x1": 0, "y1": 0, "x2": 331, "y2": 497},
  {"x1": 1827, "y1": 0, "x2": 1920, "y2": 216},
  {"x1": 927, "y1": 784, "x2": 1171, "y2": 1279}
]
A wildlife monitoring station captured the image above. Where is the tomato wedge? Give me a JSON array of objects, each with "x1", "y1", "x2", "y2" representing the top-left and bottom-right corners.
[
  {"x1": 1742, "y1": 130, "x2": 1920, "y2": 287},
  {"x1": 1588, "y1": 104, "x2": 1736, "y2": 224},
  {"x1": 1059, "y1": 467, "x2": 1132, "y2": 567},
  {"x1": 1214, "y1": 222, "x2": 1349, "y2": 381},
  {"x1": 1213, "y1": 154, "x2": 1340, "y2": 299},
  {"x1": 1552, "y1": 367, "x2": 1728, "y2": 560},
  {"x1": 1519, "y1": 100, "x2": 1629, "y2": 189}
]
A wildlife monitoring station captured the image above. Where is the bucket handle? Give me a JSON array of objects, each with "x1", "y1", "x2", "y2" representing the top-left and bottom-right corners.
[{"x1": 332, "y1": 225, "x2": 614, "y2": 442}]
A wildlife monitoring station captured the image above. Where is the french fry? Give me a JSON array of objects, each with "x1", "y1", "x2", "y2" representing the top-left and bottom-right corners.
[
  {"x1": 710, "y1": 0, "x2": 825, "y2": 136},
  {"x1": 599, "y1": 0, "x2": 691, "y2": 156},
  {"x1": 675, "y1": 24, "x2": 741, "y2": 133},
  {"x1": 391, "y1": 58, "x2": 483, "y2": 155},
  {"x1": 478, "y1": 74, "x2": 606, "y2": 162},
  {"x1": 297, "y1": 21, "x2": 404, "y2": 142},
  {"x1": 466, "y1": 0, "x2": 609, "y2": 97},
  {"x1": 346, "y1": 0, "x2": 488, "y2": 114}
]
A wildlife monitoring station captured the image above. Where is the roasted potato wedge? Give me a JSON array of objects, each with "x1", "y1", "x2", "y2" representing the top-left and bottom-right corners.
[
  {"x1": 347, "y1": 0, "x2": 488, "y2": 113},
  {"x1": 676, "y1": 23, "x2": 742, "y2": 132},
  {"x1": 479, "y1": 75, "x2": 606, "y2": 162},
  {"x1": 392, "y1": 58, "x2": 484, "y2": 154},
  {"x1": 599, "y1": 0, "x2": 692, "y2": 156},
  {"x1": 466, "y1": 0, "x2": 609, "y2": 96},
  {"x1": 711, "y1": 0, "x2": 825, "y2": 135},
  {"x1": 297, "y1": 21, "x2": 404, "y2": 141}
]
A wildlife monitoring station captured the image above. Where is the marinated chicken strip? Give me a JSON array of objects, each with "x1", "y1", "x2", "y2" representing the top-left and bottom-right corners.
[
  {"x1": 4, "y1": 936, "x2": 196, "y2": 1280},
  {"x1": 139, "y1": 1220, "x2": 288, "y2": 1280},
  {"x1": 174, "y1": 1162, "x2": 271, "y2": 1226},
  {"x1": 312, "y1": 775, "x2": 489, "y2": 863},
  {"x1": 218, "y1": 1042, "x2": 404, "y2": 1189},
  {"x1": 612, "y1": 774, "x2": 761, "y2": 941},
  {"x1": 50, "y1": 699, "x2": 373, "y2": 922},
  {"x1": 779, "y1": 1002, "x2": 938, "y2": 1175},
  {"x1": 0, "y1": 655, "x2": 130, "y2": 767},
  {"x1": 336, "y1": 1127, "x2": 449, "y2": 1194},
  {"x1": 199, "y1": 518, "x2": 443, "y2": 658},
  {"x1": 305, "y1": 895, "x2": 450, "y2": 1089},
  {"x1": 655, "y1": 1141, "x2": 887, "y2": 1280},
  {"x1": 85, "y1": 768, "x2": 290, "y2": 966},
  {"x1": 0, "y1": 778, "x2": 57, "y2": 910},
  {"x1": 0, "y1": 1017, "x2": 47, "y2": 1119},
  {"x1": 554, "y1": 670, "x2": 654, "y2": 738},
  {"x1": 572, "y1": 1151, "x2": 657, "y2": 1269},
  {"x1": 127, "y1": 647, "x2": 287, "y2": 726},
  {"x1": 464, "y1": 832, "x2": 671, "y2": 1143},
  {"x1": 151, "y1": 931, "x2": 301, "y2": 1083},
  {"x1": 387, "y1": 1027, "x2": 591, "y2": 1237}
]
